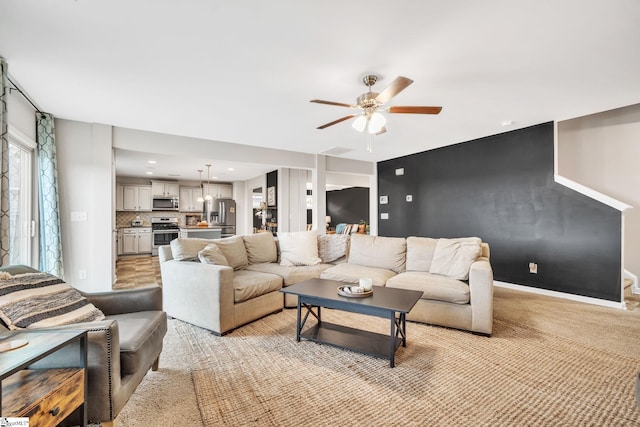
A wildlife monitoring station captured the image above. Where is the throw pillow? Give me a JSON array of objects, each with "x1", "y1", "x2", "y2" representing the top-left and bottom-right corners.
[
  {"x1": 277, "y1": 230, "x2": 321, "y2": 267},
  {"x1": 212, "y1": 236, "x2": 249, "y2": 270},
  {"x1": 0, "y1": 272, "x2": 105, "y2": 330},
  {"x1": 317, "y1": 234, "x2": 349, "y2": 263},
  {"x1": 0, "y1": 272, "x2": 12, "y2": 280},
  {"x1": 198, "y1": 244, "x2": 230, "y2": 266},
  {"x1": 243, "y1": 233, "x2": 278, "y2": 264},
  {"x1": 429, "y1": 237, "x2": 482, "y2": 280}
]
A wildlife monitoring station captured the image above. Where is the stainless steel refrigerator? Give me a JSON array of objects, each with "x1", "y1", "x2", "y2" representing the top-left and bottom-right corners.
[{"x1": 208, "y1": 198, "x2": 236, "y2": 237}]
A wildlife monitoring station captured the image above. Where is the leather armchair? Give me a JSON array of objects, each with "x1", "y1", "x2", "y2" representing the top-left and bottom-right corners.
[{"x1": 0, "y1": 265, "x2": 167, "y2": 427}]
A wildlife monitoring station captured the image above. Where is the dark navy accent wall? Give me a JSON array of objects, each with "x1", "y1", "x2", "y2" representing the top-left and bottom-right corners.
[
  {"x1": 378, "y1": 122, "x2": 622, "y2": 301},
  {"x1": 326, "y1": 187, "x2": 370, "y2": 226}
]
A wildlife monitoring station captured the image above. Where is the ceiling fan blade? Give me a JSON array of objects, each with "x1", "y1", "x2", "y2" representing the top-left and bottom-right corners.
[
  {"x1": 317, "y1": 115, "x2": 355, "y2": 129},
  {"x1": 388, "y1": 106, "x2": 442, "y2": 114},
  {"x1": 375, "y1": 76, "x2": 414, "y2": 104},
  {"x1": 310, "y1": 99, "x2": 357, "y2": 108}
]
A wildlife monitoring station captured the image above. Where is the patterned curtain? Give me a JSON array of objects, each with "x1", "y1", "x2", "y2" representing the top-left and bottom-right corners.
[
  {"x1": 0, "y1": 58, "x2": 10, "y2": 266},
  {"x1": 36, "y1": 112, "x2": 64, "y2": 277}
]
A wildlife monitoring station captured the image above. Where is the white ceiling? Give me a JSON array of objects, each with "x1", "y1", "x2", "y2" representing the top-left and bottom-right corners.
[{"x1": 2, "y1": 1, "x2": 639, "y2": 181}]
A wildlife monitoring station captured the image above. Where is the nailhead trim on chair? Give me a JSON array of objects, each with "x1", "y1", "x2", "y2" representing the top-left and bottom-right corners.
[{"x1": 86, "y1": 326, "x2": 114, "y2": 423}]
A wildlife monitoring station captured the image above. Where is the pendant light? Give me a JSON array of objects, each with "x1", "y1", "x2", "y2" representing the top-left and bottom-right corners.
[
  {"x1": 196, "y1": 169, "x2": 204, "y2": 203},
  {"x1": 204, "y1": 164, "x2": 213, "y2": 201}
]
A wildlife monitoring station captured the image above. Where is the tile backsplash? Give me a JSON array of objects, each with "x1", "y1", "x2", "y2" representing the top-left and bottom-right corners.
[{"x1": 116, "y1": 211, "x2": 202, "y2": 228}]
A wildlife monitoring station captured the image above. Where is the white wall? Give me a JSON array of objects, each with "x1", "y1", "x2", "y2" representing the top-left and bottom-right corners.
[
  {"x1": 557, "y1": 103, "x2": 640, "y2": 277},
  {"x1": 56, "y1": 120, "x2": 114, "y2": 292}
]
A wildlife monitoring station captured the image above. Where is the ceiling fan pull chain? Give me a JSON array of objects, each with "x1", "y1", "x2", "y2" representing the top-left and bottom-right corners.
[{"x1": 367, "y1": 133, "x2": 373, "y2": 153}]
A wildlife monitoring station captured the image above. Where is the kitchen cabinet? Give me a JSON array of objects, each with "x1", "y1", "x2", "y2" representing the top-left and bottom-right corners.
[
  {"x1": 120, "y1": 228, "x2": 152, "y2": 254},
  {"x1": 116, "y1": 185, "x2": 124, "y2": 211},
  {"x1": 202, "y1": 183, "x2": 233, "y2": 199},
  {"x1": 179, "y1": 187, "x2": 204, "y2": 212},
  {"x1": 121, "y1": 185, "x2": 152, "y2": 211},
  {"x1": 151, "y1": 181, "x2": 180, "y2": 198}
]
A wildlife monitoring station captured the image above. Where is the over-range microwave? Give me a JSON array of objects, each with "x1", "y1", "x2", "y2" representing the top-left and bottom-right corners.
[{"x1": 152, "y1": 197, "x2": 179, "y2": 211}]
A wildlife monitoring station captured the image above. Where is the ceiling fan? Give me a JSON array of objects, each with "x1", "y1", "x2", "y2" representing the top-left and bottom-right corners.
[{"x1": 310, "y1": 74, "x2": 442, "y2": 139}]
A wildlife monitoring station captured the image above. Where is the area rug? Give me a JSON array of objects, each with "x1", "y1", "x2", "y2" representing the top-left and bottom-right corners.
[{"x1": 175, "y1": 308, "x2": 640, "y2": 426}]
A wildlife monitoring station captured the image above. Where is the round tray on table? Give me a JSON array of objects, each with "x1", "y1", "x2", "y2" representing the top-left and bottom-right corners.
[{"x1": 337, "y1": 286, "x2": 373, "y2": 298}]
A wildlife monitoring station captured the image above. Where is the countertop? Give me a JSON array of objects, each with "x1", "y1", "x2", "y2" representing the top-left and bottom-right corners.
[{"x1": 180, "y1": 225, "x2": 224, "y2": 229}]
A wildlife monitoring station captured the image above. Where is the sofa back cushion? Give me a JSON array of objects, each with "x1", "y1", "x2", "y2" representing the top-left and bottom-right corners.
[
  {"x1": 429, "y1": 237, "x2": 482, "y2": 280},
  {"x1": 243, "y1": 233, "x2": 278, "y2": 264},
  {"x1": 348, "y1": 235, "x2": 406, "y2": 274},
  {"x1": 277, "y1": 230, "x2": 321, "y2": 267},
  {"x1": 170, "y1": 238, "x2": 216, "y2": 261},
  {"x1": 0, "y1": 272, "x2": 105, "y2": 330},
  {"x1": 212, "y1": 236, "x2": 249, "y2": 270},
  {"x1": 406, "y1": 236, "x2": 439, "y2": 272}
]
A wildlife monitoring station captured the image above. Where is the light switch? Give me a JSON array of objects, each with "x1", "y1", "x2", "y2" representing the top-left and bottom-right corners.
[
  {"x1": 71, "y1": 212, "x2": 87, "y2": 222},
  {"x1": 406, "y1": 195, "x2": 413, "y2": 202},
  {"x1": 395, "y1": 168, "x2": 405, "y2": 176},
  {"x1": 381, "y1": 213, "x2": 389, "y2": 220}
]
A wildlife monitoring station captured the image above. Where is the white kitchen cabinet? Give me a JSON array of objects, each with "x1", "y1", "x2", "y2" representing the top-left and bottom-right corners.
[
  {"x1": 121, "y1": 186, "x2": 152, "y2": 211},
  {"x1": 116, "y1": 185, "x2": 124, "y2": 211},
  {"x1": 152, "y1": 181, "x2": 180, "y2": 197},
  {"x1": 179, "y1": 187, "x2": 204, "y2": 212},
  {"x1": 120, "y1": 228, "x2": 152, "y2": 254},
  {"x1": 202, "y1": 183, "x2": 233, "y2": 199}
]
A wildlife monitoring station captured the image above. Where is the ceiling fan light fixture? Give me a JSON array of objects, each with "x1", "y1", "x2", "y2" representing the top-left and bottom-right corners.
[
  {"x1": 368, "y1": 112, "x2": 386, "y2": 133},
  {"x1": 352, "y1": 115, "x2": 367, "y2": 132}
]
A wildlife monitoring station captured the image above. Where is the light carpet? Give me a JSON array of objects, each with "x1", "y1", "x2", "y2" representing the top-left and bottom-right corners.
[{"x1": 117, "y1": 287, "x2": 640, "y2": 426}]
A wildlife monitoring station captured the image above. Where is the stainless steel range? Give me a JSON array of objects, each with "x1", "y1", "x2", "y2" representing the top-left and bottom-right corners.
[{"x1": 151, "y1": 217, "x2": 179, "y2": 256}]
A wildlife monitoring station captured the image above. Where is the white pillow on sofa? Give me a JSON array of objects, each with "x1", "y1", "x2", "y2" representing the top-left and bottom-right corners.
[
  {"x1": 429, "y1": 237, "x2": 482, "y2": 280},
  {"x1": 277, "y1": 230, "x2": 321, "y2": 267}
]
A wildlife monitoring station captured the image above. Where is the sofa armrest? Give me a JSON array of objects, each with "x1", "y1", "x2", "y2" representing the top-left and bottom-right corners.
[
  {"x1": 160, "y1": 259, "x2": 235, "y2": 334},
  {"x1": 81, "y1": 286, "x2": 163, "y2": 315},
  {"x1": 468, "y1": 257, "x2": 494, "y2": 335}
]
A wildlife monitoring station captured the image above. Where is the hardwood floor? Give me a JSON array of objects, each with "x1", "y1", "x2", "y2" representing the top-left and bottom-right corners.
[{"x1": 114, "y1": 256, "x2": 162, "y2": 290}]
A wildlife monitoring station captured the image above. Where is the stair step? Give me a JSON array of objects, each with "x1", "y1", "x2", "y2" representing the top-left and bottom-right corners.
[{"x1": 624, "y1": 278, "x2": 634, "y2": 288}]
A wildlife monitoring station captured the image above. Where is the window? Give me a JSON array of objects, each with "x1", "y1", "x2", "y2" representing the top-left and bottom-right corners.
[{"x1": 8, "y1": 131, "x2": 35, "y2": 265}]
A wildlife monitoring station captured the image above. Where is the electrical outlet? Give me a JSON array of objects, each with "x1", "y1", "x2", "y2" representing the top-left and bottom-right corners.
[
  {"x1": 406, "y1": 195, "x2": 413, "y2": 202},
  {"x1": 79, "y1": 270, "x2": 87, "y2": 279},
  {"x1": 529, "y1": 262, "x2": 538, "y2": 274}
]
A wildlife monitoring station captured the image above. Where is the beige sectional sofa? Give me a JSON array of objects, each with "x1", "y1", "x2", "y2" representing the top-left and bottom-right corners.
[{"x1": 159, "y1": 231, "x2": 494, "y2": 336}]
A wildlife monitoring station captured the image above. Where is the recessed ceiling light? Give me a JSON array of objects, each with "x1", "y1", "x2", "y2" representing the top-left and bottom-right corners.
[
  {"x1": 501, "y1": 120, "x2": 514, "y2": 127},
  {"x1": 227, "y1": 167, "x2": 235, "y2": 171},
  {"x1": 148, "y1": 160, "x2": 157, "y2": 164},
  {"x1": 212, "y1": 176, "x2": 219, "y2": 180},
  {"x1": 146, "y1": 171, "x2": 153, "y2": 175}
]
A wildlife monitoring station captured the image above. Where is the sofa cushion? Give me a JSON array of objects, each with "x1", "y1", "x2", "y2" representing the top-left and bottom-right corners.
[
  {"x1": 198, "y1": 244, "x2": 229, "y2": 266},
  {"x1": 386, "y1": 272, "x2": 470, "y2": 304},
  {"x1": 0, "y1": 272, "x2": 105, "y2": 330},
  {"x1": 107, "y1": 311, "x2": 168, "y2": 375},
  {"x1": 212, "y1": 236, "x2": 249, "y2": 271},
  {"x1": 246, "y1": 262, "x2": 334, "y2": 286},
  {"x1": 430, "y1": 237, "x2": 482, "y2": 280},
  {"x1": 406, "y1": 236, "x2": 439, "y2": 272},
  {"x1": 347, "y1": 235, "x2": 406, "y2": 274},
  {"x1": 320, "y1": 263, "x2": 397, "y2": 287},
  {"x1": 317, "y1": 234, "x2": 350, "y2": 263},
  {"x1": 233, "y1": 271, "x2": 283, "y2": 303},
  {"x1": 243, "y1": 233, "x2": 278, "y2": 264},
  {"x1": 170, "y1": 238, "x2": 216, "y2": 261},
  {"x1": 277, "y1": 230, "x2": 322, "y2": 267}
]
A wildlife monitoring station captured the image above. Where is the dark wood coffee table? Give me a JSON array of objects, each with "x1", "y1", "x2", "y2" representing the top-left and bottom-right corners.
[{"x1": 280, "y1": 278, "x2": 423, "y2": 367}]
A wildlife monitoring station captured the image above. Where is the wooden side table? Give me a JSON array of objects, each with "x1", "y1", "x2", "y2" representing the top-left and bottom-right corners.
[{"x1": 0, "y1": 329, "x2": 87, "y2": 427}]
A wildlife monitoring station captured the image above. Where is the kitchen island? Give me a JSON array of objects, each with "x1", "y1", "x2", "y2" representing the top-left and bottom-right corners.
[{"x1": 179, "y1": 226, "x2": 222, "y2": 239}]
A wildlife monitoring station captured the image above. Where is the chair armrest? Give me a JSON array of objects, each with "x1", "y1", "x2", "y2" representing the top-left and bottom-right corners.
[
  {"x1": 81, "y1": 286, "x2": 163, "y2": 315},
  {"x1": 468, "y1": 257, "x2": 494, "y2": 335}
]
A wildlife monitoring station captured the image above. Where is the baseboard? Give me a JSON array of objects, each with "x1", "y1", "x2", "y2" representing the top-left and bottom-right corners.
[{"x1": 494, "y1": 281, "x2": 626, "y2": 310}]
